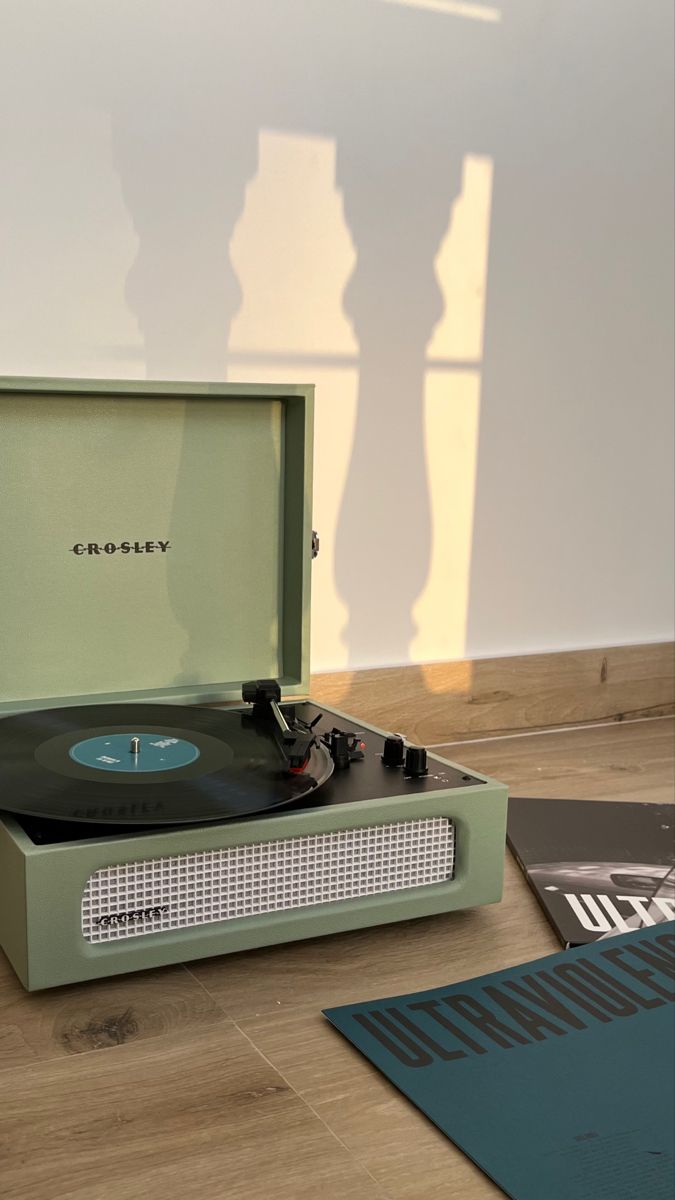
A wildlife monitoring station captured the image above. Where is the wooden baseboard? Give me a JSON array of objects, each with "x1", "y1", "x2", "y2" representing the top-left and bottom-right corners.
[{"x1": 310, "y1": 642, "x2": 675, "y2": 745}]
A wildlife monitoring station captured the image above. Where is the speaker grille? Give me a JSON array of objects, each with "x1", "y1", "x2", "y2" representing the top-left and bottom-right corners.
[{"x1": 81, "y1": 818, "x2": 454, "y2": 943}]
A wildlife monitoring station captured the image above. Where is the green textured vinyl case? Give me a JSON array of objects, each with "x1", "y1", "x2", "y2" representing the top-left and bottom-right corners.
[{"x1": 0, "y1": 376, "x2": 507, "y2": 990}]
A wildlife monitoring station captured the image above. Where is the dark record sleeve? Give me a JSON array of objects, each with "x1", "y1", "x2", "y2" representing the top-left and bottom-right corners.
[{"x1": 507, "y1": 797, "x2": 675, "y2": 947}]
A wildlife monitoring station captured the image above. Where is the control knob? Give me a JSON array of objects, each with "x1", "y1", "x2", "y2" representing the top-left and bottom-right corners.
[
  {"x1": 382, "y1": 734, "x2": 405, "y2": 768},
  {"x1": 404, "y1": 745, "x2": 428, "y2": 778}
]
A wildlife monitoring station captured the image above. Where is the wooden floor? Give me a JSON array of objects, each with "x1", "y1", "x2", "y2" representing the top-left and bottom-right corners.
[{"x1": 1, "y1": 717, "x2": 673, "y2": 1200}]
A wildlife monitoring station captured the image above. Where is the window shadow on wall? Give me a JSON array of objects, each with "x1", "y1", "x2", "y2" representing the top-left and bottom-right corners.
[{"x1": 102, "y1": 0, "x2": 499, "y2": 705}]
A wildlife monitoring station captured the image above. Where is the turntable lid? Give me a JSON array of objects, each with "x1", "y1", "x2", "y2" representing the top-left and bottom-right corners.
[{"x1": 0, "y1": 376, "x2": 313, "y2": 715}]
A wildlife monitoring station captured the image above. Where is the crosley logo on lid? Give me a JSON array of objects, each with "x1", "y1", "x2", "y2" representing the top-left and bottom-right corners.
[{"x1": 70, "y1": 541, "x2": 171, "y2": 555}]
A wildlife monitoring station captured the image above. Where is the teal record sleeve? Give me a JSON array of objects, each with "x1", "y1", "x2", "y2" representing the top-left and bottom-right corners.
[{"x1": 324, "y1": 923, "x2": 675, "y2": 1200}]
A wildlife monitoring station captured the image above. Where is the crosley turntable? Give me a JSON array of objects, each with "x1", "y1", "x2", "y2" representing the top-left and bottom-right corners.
[{"x1": 0, "y1": 376, "x2": 507, "y2": 990}]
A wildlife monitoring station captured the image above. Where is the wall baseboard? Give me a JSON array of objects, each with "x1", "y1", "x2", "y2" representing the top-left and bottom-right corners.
[{"x1": 310, "y1": 642, "x2": 675, "y2": 745}]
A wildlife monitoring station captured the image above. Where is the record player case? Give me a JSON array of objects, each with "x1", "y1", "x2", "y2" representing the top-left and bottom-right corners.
[{"x1": 0, "y1": 376, "x2": 507, "y2": 990}]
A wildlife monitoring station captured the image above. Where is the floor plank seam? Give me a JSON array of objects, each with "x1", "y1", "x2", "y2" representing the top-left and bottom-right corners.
[
  {"x1": 233, "y1": 1020, "x2": 394, "y2": 1200},
  {"x1": 182, "y1": 962, "x2": 238, "y2": 1021},
  {"x1": 429, "y1": 712, "x2": 675, "y2": 749}
]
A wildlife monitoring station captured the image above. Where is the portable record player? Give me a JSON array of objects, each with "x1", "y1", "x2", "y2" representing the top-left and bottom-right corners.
[{"x1": 0, "y1": 376, "x2": 507, "y2": 991}]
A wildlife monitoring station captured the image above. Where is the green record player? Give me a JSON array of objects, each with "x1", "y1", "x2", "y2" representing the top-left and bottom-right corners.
[{"x1": 0, "y1": 376, "x2": 507, "y2": 991}]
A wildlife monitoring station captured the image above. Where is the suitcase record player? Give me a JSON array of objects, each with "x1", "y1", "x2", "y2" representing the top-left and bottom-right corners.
[{"x1": 0, "y1": 376, "x2": 507, "y2": 990}]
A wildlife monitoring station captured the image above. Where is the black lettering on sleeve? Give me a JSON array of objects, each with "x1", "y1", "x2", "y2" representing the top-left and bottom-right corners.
[
  {"x1": 504, "y1": 975, "x2": 587, "y2": 1030},
  {"x1": 536, "y1": 969, "x2": 613, "y2": 1023},
  {"x1": 442, "y1": 995, "x2": 530, "y2": 1049},
  {"x1": 483, "y1": 985, "x2": 567, "y2": 1040},
  {"x1": 654, "y1": 932, "x2": 675, "y2": 956},
  {"x1": 552, "y1": 964, "x2": 638, "y2": 1017},
  {"x1": 384, "y1": 1007, "x2": 466, "y2": 1062},
  {"x1": 410, "y1": 999, "x2": 487, "y2": 1055},
  {"x1": 584, "y1": 959, "x2": 665, "y2": 1009},
  {"x1": 353, "y1": 1012, "x2": 434, "y2": 1068},
  {"x1": 602, "y1": 946, "x2": 674, "y2": 1002},
  {"x1": 629, "y1": 942, "x2": 675, "y2": 980}
]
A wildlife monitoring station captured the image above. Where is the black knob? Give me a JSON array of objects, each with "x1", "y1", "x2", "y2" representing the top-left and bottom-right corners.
[
  {"x1": 382, "y1": 734, "x2": 405, "y2": 768},
  {"x1": 404, "y1": 745, "x2": 428, "y2": 777}
]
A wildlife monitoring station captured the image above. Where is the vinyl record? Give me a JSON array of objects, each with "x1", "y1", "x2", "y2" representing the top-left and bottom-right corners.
[{"x1": 0, "y1": 704, "x2": 333, "y2": 824}]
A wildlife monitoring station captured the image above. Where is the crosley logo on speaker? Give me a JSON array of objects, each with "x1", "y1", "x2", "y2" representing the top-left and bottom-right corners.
[{"x1": 95, "y1": 906, "x2": 169, "y2": 927}]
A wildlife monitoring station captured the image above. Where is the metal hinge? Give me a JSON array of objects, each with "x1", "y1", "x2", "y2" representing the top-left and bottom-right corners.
[{"x1": 311, "y1": 530, "x2": 320, "y2": 559}]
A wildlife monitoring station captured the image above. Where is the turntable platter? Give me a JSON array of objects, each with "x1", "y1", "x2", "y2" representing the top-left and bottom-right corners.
[{"x1": 0, "y1": 704, "x2": 333, "y2": 824}]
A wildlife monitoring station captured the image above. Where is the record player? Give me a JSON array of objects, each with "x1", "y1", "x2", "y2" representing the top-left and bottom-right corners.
[{"x1": 0, "y1": 376, "x2": 507, "y2": 991}]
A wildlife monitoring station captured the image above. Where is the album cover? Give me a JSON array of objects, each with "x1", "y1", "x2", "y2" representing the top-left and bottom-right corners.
[
  {"x1": 507, "y1": 797, "x2": 675, "y2": 947},
  {"x1": 324, "y1": 923, "x2": 675, "y2": 1200}
]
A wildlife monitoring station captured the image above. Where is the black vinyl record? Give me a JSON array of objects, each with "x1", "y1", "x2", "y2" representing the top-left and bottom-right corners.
[{"x1": 0, "y1": 705, "x2": 333, "y2": 824}]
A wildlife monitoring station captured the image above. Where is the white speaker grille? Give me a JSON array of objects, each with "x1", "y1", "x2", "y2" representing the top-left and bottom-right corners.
[{"x1": 81, "y1": 818, "x2": 454, "y2": 943}]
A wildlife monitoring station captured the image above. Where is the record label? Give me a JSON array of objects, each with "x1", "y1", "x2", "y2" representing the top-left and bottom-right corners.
[{"x1": 69, "y1": 733, "x2": 201, "y2": 773}]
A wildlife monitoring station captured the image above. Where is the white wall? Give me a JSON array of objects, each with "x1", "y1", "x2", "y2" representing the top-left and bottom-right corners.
[{"x1": 1, "y1": 0, "x2": 673, "y2": 672}]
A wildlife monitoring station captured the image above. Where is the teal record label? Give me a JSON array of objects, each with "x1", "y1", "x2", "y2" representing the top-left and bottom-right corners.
[{"x1": 69, "y1": 733, "x2": 200, "y2": 773}]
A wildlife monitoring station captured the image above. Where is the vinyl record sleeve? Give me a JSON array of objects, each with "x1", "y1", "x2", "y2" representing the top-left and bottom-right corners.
[
  {"x1": 324, "y1": 924, "x2": 675, "y2": 1200},
  {"x1": 507, "y1": 797, "x2": 675, "y2": 947}
]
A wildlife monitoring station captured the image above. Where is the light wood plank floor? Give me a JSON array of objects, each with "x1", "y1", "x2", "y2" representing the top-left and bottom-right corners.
[{"x1": 1, "y1": 717, "x2": 673, "y2": 1199}]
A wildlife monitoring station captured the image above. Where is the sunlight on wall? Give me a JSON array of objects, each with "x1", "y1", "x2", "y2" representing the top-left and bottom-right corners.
[
  {"x1": 376, "y1": 0, "x2": 501, "y2": 24},
  {"x1": 228, "y1": 134, "x2": 494, "y2": 671},
  {"x1": 227, "y1": 132, "x2": 494, "y2": 671},
  {"x1": 411, "y1": 370, "x2": 482, "y2": 662},
  {"x1": 411, "y1": 155, "x2": 494, "y2": 666},
  {"x1": 228, "y1": 130, "x2": 359, "y2": 670},
  {"x1": 428, "y1": 155, "x2": 494, "y2": 364},
  {"x1": 229, "y1": 131, "x2": 357, "y2": 356}
]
